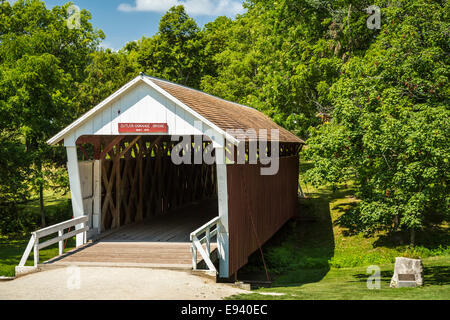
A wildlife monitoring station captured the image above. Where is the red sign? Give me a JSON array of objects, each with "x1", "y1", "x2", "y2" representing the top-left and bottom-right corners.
[{"x1": 118, "y1": 123, "x2": 168, "y2": 133}]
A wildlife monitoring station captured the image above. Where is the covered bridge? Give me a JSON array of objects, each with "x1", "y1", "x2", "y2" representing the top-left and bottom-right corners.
[{"x1": 46, "y1": 73, "x2": 304, "y2": 279}]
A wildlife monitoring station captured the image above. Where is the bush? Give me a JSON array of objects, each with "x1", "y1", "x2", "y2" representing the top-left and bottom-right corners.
[
  {"x1": 0, "y1": 204, "x2": 36, "y2": 237},
  {"x1": 0, "y1": 197, "x2": 72, "y2": 239}
]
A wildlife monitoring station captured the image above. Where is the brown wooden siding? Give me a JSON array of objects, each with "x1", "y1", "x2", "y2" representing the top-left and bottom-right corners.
[{"x1": 227, "y1": 156, "x2": 299, "y2": 276}]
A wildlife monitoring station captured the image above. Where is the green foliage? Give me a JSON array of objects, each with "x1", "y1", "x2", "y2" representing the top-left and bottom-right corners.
[
  {"x1": 304, "y1": 0, "x2": 450, "y2": 239},
  {"x1": 0, "y1": 0, "x2": 103, "y2": 229},
  {"x1": 201, "y1": 0, "x2": 343, "y2": 137},
  {"x1": 131, "y1": 6, "x2": 204, "y2": 88},
  {"x1": 240, "y1": 179, "x2": 449, "y2": 276},
  {"x1": 0, "y1": 0, "x2": 448, "y2": 246},
  {"x1": 75, "y1": 49, "x2": 137, "y2": 115},
  {"x1": 0, "y1": 130, "x2": 30, "y2": 205},
  {"x1": 0, "y1": 190, "x2": 71, "y2": 237}
]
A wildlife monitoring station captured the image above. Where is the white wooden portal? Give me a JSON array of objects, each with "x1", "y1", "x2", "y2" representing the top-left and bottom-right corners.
[
  {"x1": 78, "y1": 160, "x2": 101, "y2": 233},
  {"x1": 48, "y1": 75, "x2": 235, "y2": 278}
]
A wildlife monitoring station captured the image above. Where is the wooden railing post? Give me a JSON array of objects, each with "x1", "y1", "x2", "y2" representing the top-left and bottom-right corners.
[
  {"x1": 17, "y1": 216, "x2": 89, "y2": 270},
  {"x1": 206, "y1": 228, "x2": 211, "y2": 258},
  {"x1": 33, "y1": 235, "x2": 39, "y2": 267},
  {"x1": 83, "y1": 220, "x2": 87, "y2": 245},
  {"x1": 18, "y1": 235, "x2": 35, "y2": 267},
  {"x1": 190, "y1": 216, "x2": 220, "y2": 273},
  {"x1": 191, "y1": 243, "x2": 197, "y2": 270},
  {"x1": 58, "y1": 230, "x2": 64, "y2": 255}
]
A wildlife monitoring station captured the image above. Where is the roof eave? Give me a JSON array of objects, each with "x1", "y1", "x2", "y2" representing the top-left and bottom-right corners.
[
  {"x1": 47, "y1": 74, "x2": 301, "y2": 148},
  {"x1": 141, "y1": 77, "x2": 240, "y2": 147},
  {"x1": 47, "y1": 75, "x2": 144, "y2": 146}
]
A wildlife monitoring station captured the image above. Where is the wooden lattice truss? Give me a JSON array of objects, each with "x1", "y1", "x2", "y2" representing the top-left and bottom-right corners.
[{"x1": 76, "y1": 135, "x2": 217, "y2": 231}]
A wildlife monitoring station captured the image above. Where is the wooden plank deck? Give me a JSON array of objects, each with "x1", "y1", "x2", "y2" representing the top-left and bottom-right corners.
[{"x1": 47, "y1": 200, "x2": 218, "y2": 269}]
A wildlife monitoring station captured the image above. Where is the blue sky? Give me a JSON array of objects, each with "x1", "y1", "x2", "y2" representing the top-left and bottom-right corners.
[{"x1": 41, "y1": 0, "x2": 246, "y2": 51}]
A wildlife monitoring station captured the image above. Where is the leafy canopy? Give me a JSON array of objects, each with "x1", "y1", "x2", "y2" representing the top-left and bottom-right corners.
[{"x1": 304, "y1": 0, "x2": 449, "y2": 239}]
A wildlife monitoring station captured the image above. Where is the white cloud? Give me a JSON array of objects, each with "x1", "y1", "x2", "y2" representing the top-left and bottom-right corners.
[
  {"x1": 118, "y1": 0, "x2": 245, "y2": 17},
  {"x1": 100, "y1": 41, "x2": 118, "y2": 52}
]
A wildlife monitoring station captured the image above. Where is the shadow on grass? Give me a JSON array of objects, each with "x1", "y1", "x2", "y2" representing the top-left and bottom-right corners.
[
  {"x1": 331, "y1": 190, "x2": 449, "y2": 251},
  {"x1": 373, "y1": 226, "x2": 450, "y2": 250},
  {"x1": 351, "y1": 270, "x2": 392, "y2": 284},
  {"x1": 237, "y1": 191, "x2": 337, "y2": 288},
  {"x1": 422, "y1": 265, "x2": 450, "y2": 285},
  {"x1": 332, "y1": 202, "x2": 360, "y2": 236}
]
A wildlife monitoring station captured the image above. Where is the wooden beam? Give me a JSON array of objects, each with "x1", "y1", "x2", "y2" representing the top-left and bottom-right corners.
[
  {"x1": 93, "y1": 160, "x2": 101, "y2": 232},
  {"x1": 114, "y1": 155, "x2": 121, "y2": 228},
  {"x1": 137, "y1": 140, "x2": 144, "y2": 221},
  {"x1": 100, "y1": 136, "x2": 124, "y2": 160},
  {"x1": 77, "y1": 145, "x2": 90, "y2": 161},
  {"x1": 101, "y1": 161, "x2": 116, "y2": 230},
  {"x1": 76, "y1": 136, "x2": 101, "y2": 146},
  {"x1": 143, "y1": 136, "x2": 163, "y2": 156},
  {"x1": 118, "y1": 136, "x2": 141, "y2": 159},
  {"x1": 93, "y1": 141, "x2": 101, "y2": 160}
]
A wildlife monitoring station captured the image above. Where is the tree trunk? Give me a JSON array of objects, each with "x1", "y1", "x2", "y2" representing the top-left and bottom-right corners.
[
  {"x1": 37, "y1": 160, "x2": 46, "y2": 228},
  {"x1": 410, "y1": 228, "x2": 415, "y2": 247},
  {"x1": 393, "y1": 215, "x2": 400, "y2": 230},
  {"x1": 39, "y1": 182, "x2": 46, "y2": 228}
]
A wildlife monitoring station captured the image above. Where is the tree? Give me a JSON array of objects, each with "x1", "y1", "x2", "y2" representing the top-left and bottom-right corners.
[
  {"x1": 75, "y1": 49, "x2": 138, "y2": 115},
  {"x1": 0, "y1": 0, "x2": 103, "y2": 227},
  {"x1": 304, "y1": 0, "x2": 449, "y2": 244},
  {"x1": 133, "y1": 6, "x2": 204, "y2": 88},
  {"x1": 198, "y1": 16, "x2": 234, "y2": 79},
  {"x1": 199, "y1": 0, "x2": 368, "y2": 138}
]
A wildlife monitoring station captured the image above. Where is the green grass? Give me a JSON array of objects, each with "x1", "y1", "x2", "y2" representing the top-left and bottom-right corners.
[
  {"x1": 0, "y1": 237, "x2": 76, "y2": 277},
  {"x1": 232, "y1": 160, "x2": 450, "y2": 300},
  {"x1": 0, "y1": 189, "x2": 74, "y2": 277},
  {"x1": 241, "y1": 182, "x2": 449, "y2": 275},
  {"x1": 230, "y1": 256, "x2": 450, "y2": 300}
]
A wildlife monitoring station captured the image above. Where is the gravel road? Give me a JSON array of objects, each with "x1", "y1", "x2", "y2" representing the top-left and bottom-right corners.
[{"x1": 0, "y1": 267, "x2": 248, "y2": 300}]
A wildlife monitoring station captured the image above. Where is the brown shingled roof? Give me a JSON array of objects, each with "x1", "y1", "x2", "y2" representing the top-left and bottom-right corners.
[{"x1": 149, "y1": 77, "x2": 304, "y2": 144}]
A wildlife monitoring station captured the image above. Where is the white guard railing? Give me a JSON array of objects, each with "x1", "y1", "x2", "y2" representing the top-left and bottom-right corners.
[
  {"x1": 18, "y1": 216, "x2": 89, "y2": 267},
  {"x1": 190, "y1": 216, "x2": 220, "y2": 272}
]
